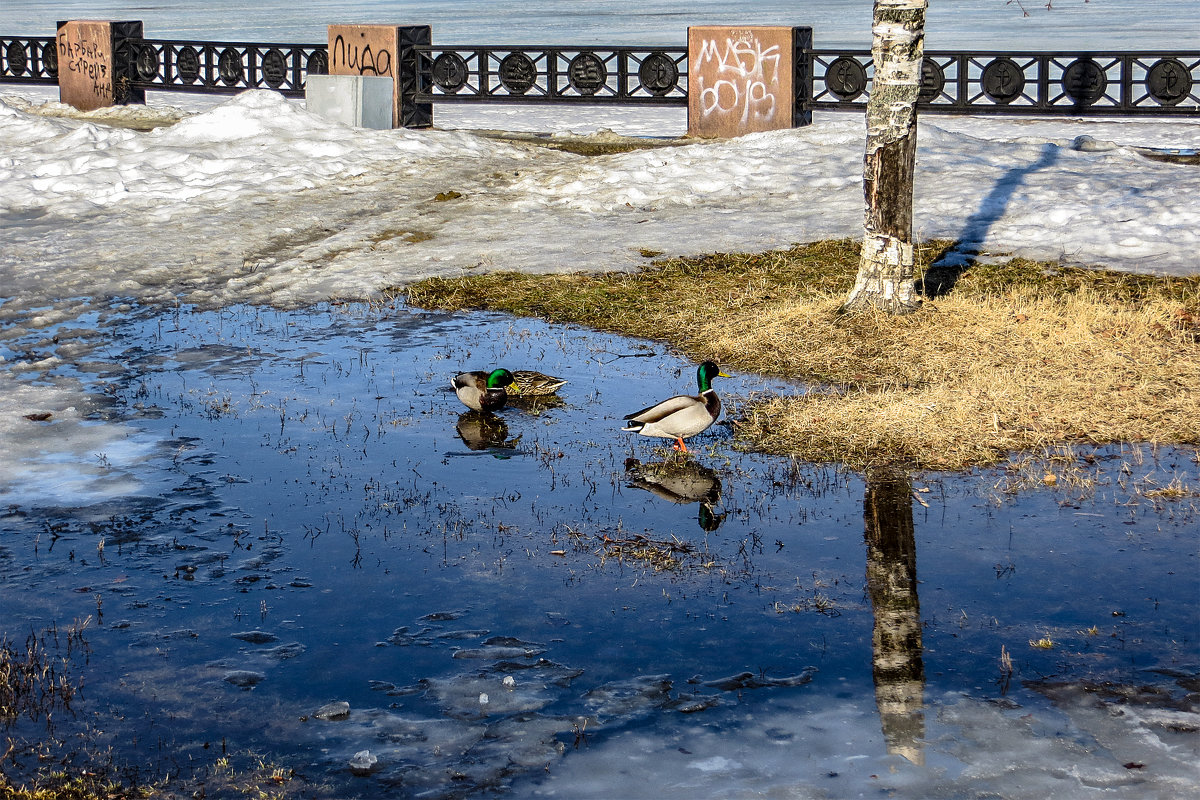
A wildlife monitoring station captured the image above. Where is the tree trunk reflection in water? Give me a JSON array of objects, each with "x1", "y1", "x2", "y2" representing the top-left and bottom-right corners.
[{"x1": 864, "y1": 469, "x2": 926, "y2": 765}]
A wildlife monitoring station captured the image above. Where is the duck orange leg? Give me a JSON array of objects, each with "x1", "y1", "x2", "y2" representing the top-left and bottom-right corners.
[{"x1": 673, "y1": 437, "x2": 688, "y2": 453}]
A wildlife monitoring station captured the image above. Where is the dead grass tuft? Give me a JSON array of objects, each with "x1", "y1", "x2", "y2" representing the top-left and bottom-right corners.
[
  {"x1": 597, "y1": 533, "x2": 696, "y2": 571},
  {"x1": 1, "y1": 619, "x2": 90, "y2": 725},
  {"x1": 407, "y1": 240, "x2": 1200, "y2": 470},
  {"x1": 0, "y1": 773, "x2": 146, "y2": 800}
]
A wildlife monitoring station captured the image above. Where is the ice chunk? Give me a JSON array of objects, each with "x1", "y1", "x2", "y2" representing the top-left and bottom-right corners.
[
  {"x1": 314, "y1": 701, "x2": 351, "y2": 721},
  {"x1": 348, "y1": 749, "x2": 377, "y2": 775},
  {"x1": 222, "y1": 670, "x2": 265, "y2": 689}
]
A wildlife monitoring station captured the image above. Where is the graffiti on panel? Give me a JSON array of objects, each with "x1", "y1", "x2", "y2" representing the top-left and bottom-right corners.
[
  {"x1": 694, "y1": 30, "x2": 782, "y2": 124},
  {"x1": 331, "y1": 34, "x2": 392, "y2": 77},
  {"x1": 57, "y1": 31, "x2": 111, "y2": 101}
]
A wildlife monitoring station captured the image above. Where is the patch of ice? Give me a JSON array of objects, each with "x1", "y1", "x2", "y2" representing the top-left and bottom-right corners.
[{"x1": 0, "y1": 373, "x2": 159, "y2": 507}]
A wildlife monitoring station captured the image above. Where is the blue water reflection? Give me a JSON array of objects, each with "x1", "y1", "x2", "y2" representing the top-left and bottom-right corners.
[{"x1": 0, "y1": 303, "x2": 1195, "y2": 798}]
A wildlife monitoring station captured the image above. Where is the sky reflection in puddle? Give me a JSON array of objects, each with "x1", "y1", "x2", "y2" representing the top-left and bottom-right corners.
[{"x1": 1, "y1": 303, "x2": 1196, "y2": 799}]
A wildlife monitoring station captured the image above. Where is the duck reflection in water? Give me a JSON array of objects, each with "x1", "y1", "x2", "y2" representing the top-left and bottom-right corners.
[
  {"x1": 624, "y1": 456, "x2": 726, "y2": 531},
  {"x1": 455, "y1": 411, "x2": 519, "y2": 451}
]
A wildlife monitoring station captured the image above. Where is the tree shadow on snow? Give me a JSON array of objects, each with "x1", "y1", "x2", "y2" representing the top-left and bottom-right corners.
[{"x1": 918, "y1": 143, "x2": 1061, "y2": 298}]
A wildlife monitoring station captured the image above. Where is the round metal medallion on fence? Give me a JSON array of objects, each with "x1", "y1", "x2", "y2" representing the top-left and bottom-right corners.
[
  {"x1": 567, "y1": 52, "x2": 607, "y2": 95},
  {"x1": 261, "y1": 48, "x2": 287, "y2": 87},
  {"x1": 42, "y1": 41, "x2": 57, "y2": 77},
  {"x1": 175, "y1": 47, "x2": 200, "y2": 83},
  {"x1": 1147, "y1": 58, "x2": 1192, "y2": 106},
  {"x1": 498, "y1": 52, "x2": 536, "y2": 94},
  {"x1": 306, "y1": 50, "x2": 328, "y2": 76},
  {"x1": 918, "y1": 57, "x2": 945, "y2": 103},
  {"x1": 136, "y1": 45, "x2": 159, "y2": 81},
  {"x1": 218, "y1": 47, "x2": 244, "y2": 86},
  {"x1": 1063, "y1": 58, "x2": 1107, "y2": 105},
  {"x1": 638, "y1": 51, "x2": 678, "y2": 96},
  {"x1": 5, "y1": 41, "x2": 27, "y2": 77},
  {"x1": 432, "y1": 52, "x2": 469, "y2": 93},
  {"x1": 981, "y1": 57, "x2": 1025, "y2": 104},
  {"x1": 825, "y1": 56, "x2": 868, "y2": 101}
]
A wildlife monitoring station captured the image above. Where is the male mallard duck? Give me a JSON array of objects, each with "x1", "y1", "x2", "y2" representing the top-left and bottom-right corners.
[
  {"x1": 621, "y1": 361, "x2": 731, "y2": 452},
  {"x1": 453, "y1": 368, "x2": 515, "y2": 412},
  {"x1": 508, "y1": 370, "x2": 568, "y2": 397}
]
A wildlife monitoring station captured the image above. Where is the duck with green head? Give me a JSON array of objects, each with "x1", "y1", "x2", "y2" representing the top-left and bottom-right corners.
[
  {"x1": 453, "y1": 368, "x2": 515, "y2": 412},
  {"x1": 621, "y1": 361, "x2": 731, "y2": 452}
]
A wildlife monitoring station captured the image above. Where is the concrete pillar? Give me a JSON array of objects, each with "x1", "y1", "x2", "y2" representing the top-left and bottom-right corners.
[
  {"x1": 687, "y1": 26, "x2": 812, "y2": 138},
  {"x1": 327, "y1": 24, "x2": 432, "y2": 129},
  {"x1": 305, "y1": 74, "x2": 395, "y2": 129},
  {"x1": 56, "y1": 19, "x2": 144, "y2": 111}
]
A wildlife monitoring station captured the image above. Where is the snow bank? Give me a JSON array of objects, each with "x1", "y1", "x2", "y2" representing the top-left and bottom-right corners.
[{"x1": 2, "y1": 89, "x2": 1196, "y2": 331}]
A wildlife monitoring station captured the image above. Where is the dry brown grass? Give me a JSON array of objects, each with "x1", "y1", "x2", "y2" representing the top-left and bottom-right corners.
[
  {"x1": 405, "y1": 240, "x2": 1200, "y2": 470},
  {"x1": 740, "y1": 283, "x2": 1200, "y2": 468}
]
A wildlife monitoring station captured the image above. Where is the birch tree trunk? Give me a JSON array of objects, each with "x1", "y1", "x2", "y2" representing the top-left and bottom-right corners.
[{"x1": 843, "y1": 0, "x2": 928, "y2": 314}]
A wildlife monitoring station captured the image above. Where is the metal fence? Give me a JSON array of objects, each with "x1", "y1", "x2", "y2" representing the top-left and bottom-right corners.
[
  {"x1": 131, "y1": 39, "x2": 327, "y2": 96},
  {"x1": 414, "y1": 43, "x2": 1199, "y2": 117},
  {"x1": 3, "y1": 30, "x2": 1197, "y2": 121},
  {"x1": 417, "y1": 45, "x2": 689, "y2": 105},
  {"x1": 0, "y1": 34, "x2": 327, "y2": 96},
  {"x1": 1, "y1": 35, "x2": 57, "y2": 84},
  {"x1": 815, "y1": 49, "x2": 1199, "y2": 116}
]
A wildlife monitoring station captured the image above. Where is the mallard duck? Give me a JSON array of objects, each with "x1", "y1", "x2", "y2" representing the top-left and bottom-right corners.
[
  {"x1": 452, "y1": 368, "x2": 515, "y2": 412},
  {"x1": 621, "y1": 361, "x2": 730, "y2": 452},
  {"x1": 508, "y1": 370, "x2": 568, "y2": 397}
]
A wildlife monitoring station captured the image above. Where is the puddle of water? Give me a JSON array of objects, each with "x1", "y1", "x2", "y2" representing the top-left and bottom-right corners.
[{"x1": 0, "y1": 303, "x2": 1196, "y2": 799}]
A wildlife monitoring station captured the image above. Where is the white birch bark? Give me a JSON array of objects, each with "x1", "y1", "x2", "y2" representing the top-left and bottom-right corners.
[{"x1": 844, "y1": 0, "x2": 928, "y2": 314}]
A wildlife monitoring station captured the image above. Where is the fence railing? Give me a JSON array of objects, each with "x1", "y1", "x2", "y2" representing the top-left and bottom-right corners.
[
  {"x1": 814, "y1": 49, "x2": 1199, "y2": 116},
  {"x1": 131, "y1": 39, "x2": 327, "y2": 96},
  {"x1": 1, "y1": 35, "x2": 57, "y2": 84},
  {"x1": 415, "y1": 45, "x2": 689, "y2": 104},
  {"x1": 3, "y1": 30, "x2": 1197, "y2": 121}
]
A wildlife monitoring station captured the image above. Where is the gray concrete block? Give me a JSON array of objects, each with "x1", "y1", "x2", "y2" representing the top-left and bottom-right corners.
[{"x1": 305, "y1": 74, "x2": 395, "y2": 129}]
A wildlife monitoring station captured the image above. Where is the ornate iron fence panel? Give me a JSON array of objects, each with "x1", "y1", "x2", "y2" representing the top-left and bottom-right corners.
[
  {"x1": 0, "y1": 36, "x2": 58, "y2": 84},
  {"x1": 809, "y1": 49, "x2": 1200, "y2": 115},
  {"x1": 5, "y1": 28, "x2": 1198, "y2": 123},
  {"x1": 416, "y1": 45, "x2": 688, "y2": 103},
  {"x1": 129, "y1": 39, "x2": 327, "y2": 96}
]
